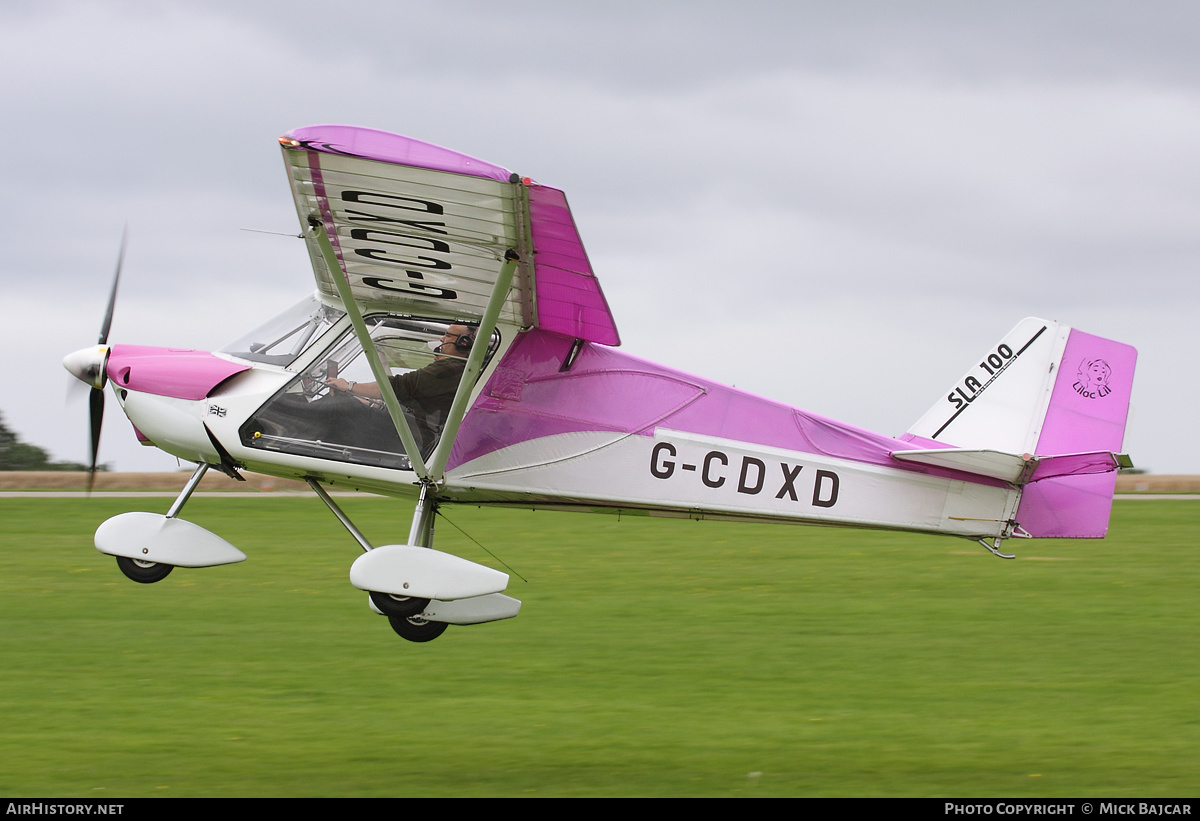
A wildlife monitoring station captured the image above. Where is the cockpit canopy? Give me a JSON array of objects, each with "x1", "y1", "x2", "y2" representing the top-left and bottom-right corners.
[{"x1": 238, "y1": 307, "x2": 499, "y2": 471}]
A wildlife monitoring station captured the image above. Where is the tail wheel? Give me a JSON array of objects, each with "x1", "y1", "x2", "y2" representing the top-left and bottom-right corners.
[{"x1": 387, "y1": 614, "x2": 447, "y2": 643}]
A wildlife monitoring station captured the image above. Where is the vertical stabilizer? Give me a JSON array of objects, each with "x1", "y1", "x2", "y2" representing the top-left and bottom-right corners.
[
  {"x1": 905, "y1": 319, "x2": 1136, "y2": 538},
  {"x1": 905, "y1": 318, "x2": 1070, "y2": 453}
]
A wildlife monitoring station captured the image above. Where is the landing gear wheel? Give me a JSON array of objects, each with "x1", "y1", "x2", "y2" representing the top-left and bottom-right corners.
[
  {"x1": 388, "y1": 614, "x2": 448, "y2": 643},
  {"x1": 370, "y1": 590, "x2": 431, "y2": 618},
  {"x1": 115, "y1": 555, "x2": 174, "y2": 584}
]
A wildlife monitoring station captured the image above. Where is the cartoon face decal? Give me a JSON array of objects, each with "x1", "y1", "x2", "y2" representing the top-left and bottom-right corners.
[{"x1": 1073, "y1": 357, "x2": 1113, "y2": 399}]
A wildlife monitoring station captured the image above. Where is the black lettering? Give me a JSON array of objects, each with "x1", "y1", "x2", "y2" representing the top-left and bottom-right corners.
[
  {"x1": 965, "y1": 376, "x2": 982, "y2": 393},
  {"x1": 738, "y1": 457, "x2": 765, "y2": 495},
  {"x1": 360, "y1": 275, "x2": 457, "y2": 300},
  {"x1": 812, "y1": 470, "x2": 840, "y2": 508},
  {"x1": 948, "y1": 392, "x2": 964, "y2": 409},
  {"x1": 349, "y1": 228, "x2": 450, "y2": 254},
  {"x1": 702, "y1": 451, "x2": 727, "y2": 488},
  {"x1": 651, "y1": 442, "x2": 676, "y2": 479},
  {"x1": 775, "y1": 462, "x2": 803, "y2": 500},
  {"x1": 344, "y1": 208, "x2": 449, "y2": 234},
  {"x1": 353, "y1": 248, "x2": 452, "y2": 269},
  {"x1": 341, "y1": 190, "x2": 444, "y2": 215}
]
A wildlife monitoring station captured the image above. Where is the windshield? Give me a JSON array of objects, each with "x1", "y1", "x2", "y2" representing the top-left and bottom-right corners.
[{"x1": 220, "y1": 294, "x2": 344, "y2": 367}]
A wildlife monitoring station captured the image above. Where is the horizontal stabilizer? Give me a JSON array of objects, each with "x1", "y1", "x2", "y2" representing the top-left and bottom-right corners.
[{"x1": 891, "y1": 448, "x2": 1131, "y2": 484}]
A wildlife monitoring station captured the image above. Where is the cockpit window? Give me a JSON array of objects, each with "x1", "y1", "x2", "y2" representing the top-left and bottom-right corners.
[
  {"x1": 239, "y1": 315, "x2": 499, "y2": 471},
  {"x1": 220, "y1": 295, "x2": 344, "y2": 367}
]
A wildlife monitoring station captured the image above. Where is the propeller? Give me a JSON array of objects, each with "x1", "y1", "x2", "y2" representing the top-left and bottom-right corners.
[{"x1": 63, "y1": 229, "x2": 126, "y2": 492}]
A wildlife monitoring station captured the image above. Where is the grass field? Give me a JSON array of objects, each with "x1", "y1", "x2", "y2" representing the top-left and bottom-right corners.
[{"x1": 1, "y1": 496, "x2": 1197, "y2": 797}]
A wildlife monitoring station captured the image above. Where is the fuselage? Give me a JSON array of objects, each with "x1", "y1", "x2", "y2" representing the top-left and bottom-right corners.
[{"x1": 89, "y1": 297, "x2": 1019, "y2": 540}]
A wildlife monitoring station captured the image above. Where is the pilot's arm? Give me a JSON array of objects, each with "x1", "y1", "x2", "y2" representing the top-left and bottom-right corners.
[
  {"x1": 326, "y1": 369, "x2": 448, "y2": 403},
  {"x1": 326, "y1": 377, "x2": 382, "y2": 399}
]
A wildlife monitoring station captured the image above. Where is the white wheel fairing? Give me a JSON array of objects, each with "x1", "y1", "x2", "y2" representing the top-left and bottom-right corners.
[
  {"x1": 349, "y1": 544, "x2": 509, "y2": 601},
  {"x1": 95, "y1": 513, "x2": 247, "y2": 568}
]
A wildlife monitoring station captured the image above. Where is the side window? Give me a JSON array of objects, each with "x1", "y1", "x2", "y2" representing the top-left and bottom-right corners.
[{"x1": 240, "y1": 316, "x2": 497, "y2": 470}]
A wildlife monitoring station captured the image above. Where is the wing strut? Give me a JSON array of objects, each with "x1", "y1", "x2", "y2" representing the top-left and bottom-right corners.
[
  {"x1": 310, "y1": 223, "x2": 430, "y2": 479},
  {"x1": 426, "y1": 248, "x2": 520, "y2": 483}
]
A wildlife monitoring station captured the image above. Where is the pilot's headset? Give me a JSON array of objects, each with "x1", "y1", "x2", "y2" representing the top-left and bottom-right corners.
[
  {"x1": 429, "y1": 325, "x2": 477, "y2": 355},
  {"x1": 452, "y1": 327, "x2": 476, "y2": 353}
]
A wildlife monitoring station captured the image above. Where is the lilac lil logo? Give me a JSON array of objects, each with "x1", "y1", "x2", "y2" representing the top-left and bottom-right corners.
[{"x1": 1073, "y1": 358, "x2": 1112, "y2": 400}]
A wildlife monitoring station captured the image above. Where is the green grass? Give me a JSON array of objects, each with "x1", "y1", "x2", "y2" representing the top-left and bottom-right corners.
[{"x1": 1, "y1": 497, "x2": 1197, "y2": 796}]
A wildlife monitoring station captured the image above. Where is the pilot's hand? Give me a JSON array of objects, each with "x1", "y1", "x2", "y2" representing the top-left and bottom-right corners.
[{"x1": 326, "y1": 377, "x2": 351, "y2": 392}]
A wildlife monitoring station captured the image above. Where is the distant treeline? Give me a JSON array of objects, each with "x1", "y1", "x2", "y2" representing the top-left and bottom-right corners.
[{"x1": 0, "y1": 411, "x2": 103, "y2": 472}]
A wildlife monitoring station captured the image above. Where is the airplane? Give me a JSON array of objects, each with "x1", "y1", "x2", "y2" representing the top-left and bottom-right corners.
[{"x1": 63, "y1": 124, "x2": 1138, "y2": 643}]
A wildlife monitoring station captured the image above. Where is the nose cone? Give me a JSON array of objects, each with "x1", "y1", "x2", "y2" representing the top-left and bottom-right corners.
[{"x1": 63, "y1": 345, "x2": 109, "y2": 389}]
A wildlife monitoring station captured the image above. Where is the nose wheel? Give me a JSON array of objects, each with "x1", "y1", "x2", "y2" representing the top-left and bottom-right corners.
[{"x1": 115, "y1": 555, "x2": 174, "y2": 584}]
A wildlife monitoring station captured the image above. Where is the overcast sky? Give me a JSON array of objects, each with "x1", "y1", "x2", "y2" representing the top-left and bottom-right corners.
[{"x1": 3, "y1": 0, "x2": 1196, "y2": 474}]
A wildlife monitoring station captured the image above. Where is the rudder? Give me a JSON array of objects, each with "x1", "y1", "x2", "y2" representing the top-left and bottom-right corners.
[{"x1": 1015, "y1": 326, "x2": 1137, "y2": 538}]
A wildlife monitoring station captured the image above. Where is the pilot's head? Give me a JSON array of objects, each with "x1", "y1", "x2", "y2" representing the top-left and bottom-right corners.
[{"x1": 436, "y1": 324, "x2": 476, "y2": 357}]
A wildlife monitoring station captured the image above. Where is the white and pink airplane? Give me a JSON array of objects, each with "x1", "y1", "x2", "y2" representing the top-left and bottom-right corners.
[{"x1": 63, "y1": 125, "x2": 1137, "y2": 643}]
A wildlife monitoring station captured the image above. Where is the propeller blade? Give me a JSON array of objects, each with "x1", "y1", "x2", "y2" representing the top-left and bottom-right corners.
[
  {"x1": 98, "y1": 227, "x2": 126, "y2": 346},
  {"x1": 88, "y1": 386, "x2": 104, "y2": 493},
  {"x1": 75, "y1": 227, "x2": 126, "y2": 492}
]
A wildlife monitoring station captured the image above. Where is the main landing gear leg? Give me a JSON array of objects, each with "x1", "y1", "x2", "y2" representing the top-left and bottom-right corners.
[
  {"x1": 114, "y1": 462, "x2": 210, "y2": 583},
  {"x1": 407, "y1": 480, "x2": 438, "y2": 548},
  {"x1": 308, "y1": 478, "x2": 444, "y2": 641},
  {"x1": 307, "y1": 479, "x2": 373, "y2": 552},
  {"x1": 384, "y1": 481, "x2": 446, "y2": 639}
]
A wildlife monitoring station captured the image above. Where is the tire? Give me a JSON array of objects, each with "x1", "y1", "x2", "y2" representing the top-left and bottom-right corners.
[
  {"x1": 115, "y1": 555, "x2": 173, "y2": 584},
  {"x1": 369, "y1": 590, "x2": 431, "y2": 618},
  {"x1": 387, "y1": 614, "x2": 448, "y2": 643}
]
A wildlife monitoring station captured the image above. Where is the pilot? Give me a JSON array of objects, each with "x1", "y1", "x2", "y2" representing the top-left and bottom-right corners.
[{"x1": 326, "y1": 323, "x2": 477, "y2": 452}]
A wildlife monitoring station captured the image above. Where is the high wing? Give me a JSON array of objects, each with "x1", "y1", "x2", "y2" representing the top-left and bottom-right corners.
[{"x1": 279, "y1": 124, "x2": 620, "y2": 346}]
